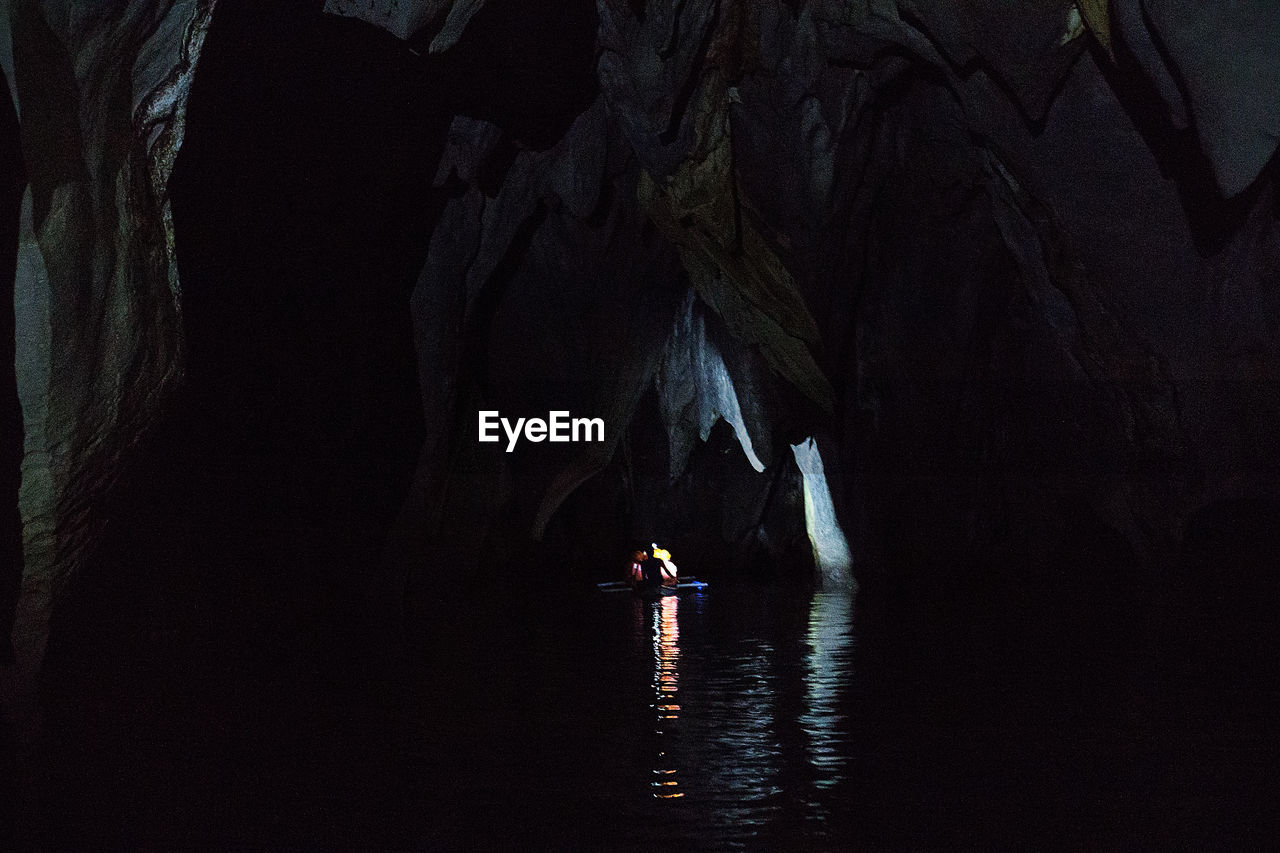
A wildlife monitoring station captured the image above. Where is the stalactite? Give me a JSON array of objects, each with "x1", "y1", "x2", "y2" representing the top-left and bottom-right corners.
[{"x1": 656, "y1": 289, "x2": 768, "y2": 480}]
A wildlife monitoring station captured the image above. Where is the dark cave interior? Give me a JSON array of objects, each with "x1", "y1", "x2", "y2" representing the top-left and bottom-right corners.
[{"x1": 4, "y1": 0, "x2": 1280, "y2": 848}]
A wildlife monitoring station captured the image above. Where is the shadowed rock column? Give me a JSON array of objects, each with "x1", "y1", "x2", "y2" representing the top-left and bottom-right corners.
[
  {"x1": 8, "y1": 0, "x2": 194, "y2": 595},
  {"x1": 1, "y1": 67, "x2": 23, "y2": 666}
]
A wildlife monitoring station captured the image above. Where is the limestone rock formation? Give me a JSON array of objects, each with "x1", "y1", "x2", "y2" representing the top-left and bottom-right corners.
[
  {"x1": 1, "y1": 66, "x2": 22, "y2": 665},
  {"x1": 5, "y1": 1, "x2": 1280, "y2": 846},
  {"x1": 3, "y1": 0, "x2": 1279, "y2": 685},
  {"x1": 5, "y1": 0, "x2": 211, "y2": 592}
]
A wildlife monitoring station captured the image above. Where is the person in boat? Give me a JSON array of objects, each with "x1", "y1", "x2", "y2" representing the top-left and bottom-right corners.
[
  {"x1": 652, "y1": 544, "x2": 678, "y2": 583},
  {"x1": 635, "y1": 542, "x2": 678, "y2": 591},
  {"x1": 629, "y1": 546, "x2": 648, "y2": 585}
]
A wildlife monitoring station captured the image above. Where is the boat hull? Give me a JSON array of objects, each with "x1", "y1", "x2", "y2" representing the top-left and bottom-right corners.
[{"x1": 596, "y1": 579, "x2": 708, "y2": 595}]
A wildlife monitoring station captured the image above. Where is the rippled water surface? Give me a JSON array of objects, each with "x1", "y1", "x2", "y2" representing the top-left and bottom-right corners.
[
  {"x1": 414, "y1": 585, "x2": 859, "y2": 850},
  {"x1": 30, "y1": 566, "x2": 1278, "y2": 849}
]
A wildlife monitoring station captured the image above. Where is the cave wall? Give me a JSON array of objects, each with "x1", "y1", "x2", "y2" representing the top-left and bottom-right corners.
[
  {"x1": 377, "y1": 0, "x2": 847, "y2": 589},
  {"x1": 4, "y1": 4, "x2": 1280, "y2": 845},
  {"x1": 363, "y1": 0, "x2": 1280, "y2": 617},
  {"x1": 403, "y1": 94, "x2": 821, "y2": 584},
  {"x1": 4, "y1": 0, "x2": 1280, "y2": 650},
  {"x1": 0, "y1": 64, "x2": 22, "y2": 664},
  {"x1": 2, "y1": 1, "x2": 212, "y2": 607}
]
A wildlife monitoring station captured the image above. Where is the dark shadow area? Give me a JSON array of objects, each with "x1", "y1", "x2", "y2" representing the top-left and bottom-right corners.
[
  {"x1": 1, "y1": 65, "x2": 24, "y2": 668},
  {"x1": 33, "y1": 0, "x2": 598, "y2": 847},
  {"x1": 1096, "y1": 38, "x2": 1263, "y2": 256},
  {"x1": 0, "y1": 65, "x2": 25, "y2": 851},
  {"x1": 16, "y1": 2, "x2": 1280, "y2": 849},
  {"x1": 843, "y1": 543, "x2": 1277, "y2": 849},
  {"x1": 36, "y1": 3, "x2": 446, "y2": 844},
  {"x1": 1169, "y1": 497, "x2": 1280, "y2": 688}
]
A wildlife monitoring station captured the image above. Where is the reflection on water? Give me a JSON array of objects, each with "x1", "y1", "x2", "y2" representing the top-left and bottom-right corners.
[
  {"x1": 402, "y1": 585, "x2": 859, "y2": 848},
  {"x1": 650, "y1": 595, "x2": 682, "y2": 799},
  {"x1": 622, "y1": 587, "x2": 856, "y2": 848},
  {"x1": 803, "y1": 592, "x2": 854, "y2": 790}
]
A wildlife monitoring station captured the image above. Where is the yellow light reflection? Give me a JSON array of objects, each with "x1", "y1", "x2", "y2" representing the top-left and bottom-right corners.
[{"x1": 645, "y1": 594, "x2": 682, "y2": 802}]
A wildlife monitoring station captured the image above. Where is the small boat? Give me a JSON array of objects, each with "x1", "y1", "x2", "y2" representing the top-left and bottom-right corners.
[
  {"x1": 596, "y1": 578, "x2": 709, "y2": 595},
  {"x1": 635, "y1": 584, "x2": 677, "y2": 600}
]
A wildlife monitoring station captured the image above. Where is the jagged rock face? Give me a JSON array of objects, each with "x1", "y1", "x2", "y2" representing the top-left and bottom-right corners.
[
  {"x1": 1, "y1": 67, "x2": 23, "y2": 661},
  {"x1": 403, "y1": 96, "x2": 815, "y2": 580},
  {"x1": 4, "y1": 0, "x2": 209, "y2": 595},
  {"x1": 1134, "y1": 0, "x2": 1280, "y2": 197},
  {"x1": 386, "y1": 0, "x2": 1280, "y2": 603},
  {"x1": 7, "y1": 0, "x2": 1280, "y2": 640}
]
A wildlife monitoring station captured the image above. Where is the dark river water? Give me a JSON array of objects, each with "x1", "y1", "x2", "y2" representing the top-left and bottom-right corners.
[
  {"x1": 400, "y1": 578, "x2": 1278, "y2": 851},
  {"x1": 20, "y1": 571, "x2": 1280, "y2": 849},
  {"x1": 410, "y1": 585, "x2": 860, "y2": 851}
]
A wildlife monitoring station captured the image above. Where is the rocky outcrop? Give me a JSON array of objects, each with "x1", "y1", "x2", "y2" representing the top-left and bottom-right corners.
[
  {"x1": 3, "y1": 0, "x2": 1278, "y2": 636},
  {"x1": 1131, "y1": 0, "x2": 1280, "y2": 197},
  {"x1": 1, "y1": 67, "x2": 23, "y2": 664},
  {"x1": 5, "y1": 1, "x2": 213, "y2": 603},
  {"x1": 323, "y1": 0, "x2": 1280, "y2": 601}
]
